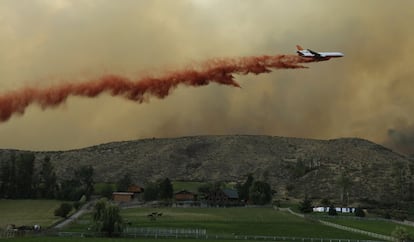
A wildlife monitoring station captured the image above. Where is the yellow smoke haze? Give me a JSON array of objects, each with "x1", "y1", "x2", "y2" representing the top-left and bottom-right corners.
[{"x1": 0, "y1": 0, "x2": 413, "y2": 153}]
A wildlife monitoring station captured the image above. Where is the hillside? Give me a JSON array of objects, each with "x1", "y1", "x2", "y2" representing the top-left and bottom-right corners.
[{"x1": 1, "y1": 135, "x2": 413, "y2": 203}]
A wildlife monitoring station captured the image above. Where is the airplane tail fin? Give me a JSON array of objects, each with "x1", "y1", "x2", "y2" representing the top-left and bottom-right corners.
[{"x1": 296, "y1": 45, "x2": 304, "y2": 51}]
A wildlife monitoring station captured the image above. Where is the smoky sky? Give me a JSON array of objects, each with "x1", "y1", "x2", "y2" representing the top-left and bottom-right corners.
[{"x1": 0, "y1": 0, "x2": 414, "y2": 153}]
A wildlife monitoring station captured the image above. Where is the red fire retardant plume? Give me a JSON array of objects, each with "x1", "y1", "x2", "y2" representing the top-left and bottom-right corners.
[{"x1": 0, "y1": 54, "x2": 316, "y2": 122}]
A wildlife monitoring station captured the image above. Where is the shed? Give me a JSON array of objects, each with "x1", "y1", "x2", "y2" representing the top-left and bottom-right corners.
[
  {"x1": 128, "y1": 184, "x2": 144, "y2": 194},
  {"x1": 112, "y1": 192, "x2": 134, "y2": 202},
  {"x1": 175, "y1": 190, "x2": 196, "y2": 201}
]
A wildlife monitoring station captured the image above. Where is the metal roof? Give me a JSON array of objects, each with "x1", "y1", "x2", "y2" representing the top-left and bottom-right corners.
[{"x1": 222, "y1": 189, "x2": 239, "y2": 199}]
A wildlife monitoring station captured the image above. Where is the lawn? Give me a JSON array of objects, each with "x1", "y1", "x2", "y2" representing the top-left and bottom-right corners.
[
  {"x1": 320, "y1": 216, "x2": 414, "y2": 236},
  {"x1": 94, "y1": 183, "x2": 116, "y2": 194},
  {"x1": 68, "y1": 207, "x2": 373, "y2": 239},
  {"x1": 172, "y1": 181, "x2": 206, "y2": 193},
  {"x1": 0, "y1": 236, "x2": 287, "y2": 242},
  {"x1": 0, "y1": 199, "x2": 62, "y2": 228}
]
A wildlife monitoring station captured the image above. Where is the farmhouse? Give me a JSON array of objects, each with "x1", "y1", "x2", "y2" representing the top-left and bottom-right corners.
[
  {"x1": 127, "y1": 184, "x2": 144, "y2": 194},
  {"x1": 126, "y1": 184, "x2": 144, "y2": 200},
  {"x1": 112, "y1": 192, "x2": 134, "y2": 202},
  {"x1": 206, "y1": 188, "x2": 240, "y2": 207},
  {"x1": 175, "y1": 190, "x2": 196, "y2": 201}
]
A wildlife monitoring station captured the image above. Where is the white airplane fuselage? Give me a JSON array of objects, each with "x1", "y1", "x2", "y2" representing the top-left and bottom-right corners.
[{"x1": 296, "y1": 45, "x2": 344, "y2": 60}]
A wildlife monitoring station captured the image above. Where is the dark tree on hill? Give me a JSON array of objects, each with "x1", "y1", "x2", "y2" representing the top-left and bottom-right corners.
[
  {"x1": 238, "y1": 174, "x2": 254, "y2": 202},
  {"x1": 54, "y1": 202, "x2": 73, "y2": 218},
  {"x1": 249, "y1": 181, "x2": 272, "y2": 205},
  {"x1": 15, "y1": 152, "x2": 35, "y2": 198},
  {"x1": 57, "y1": 179, "x2": 83, "y2": 201},
  {"x1": 299, "y1": 197, "x2": 313, "y2": 213},
  {"x1": 321, "y1": 198, "x2": 331, "y2": 208},
  {"x1": 39, "y1": 156, "x2": 57, "y2": 199},
  {"x1": 93, "y1": 198, "x2": 124, "y2": 237},
  {"x1": 337, "y1": 172, "x2": 352, "y2": 206},
  {"x1": 116, "y1": 173, "x2": 132, "y2": 191},
  {"x1": 143, "y1": 182, "x2": 159, "y2": 201},
  {"x1": 75, "y1": 165, "x2": 94, "y2": 200},
  {"x1": 0, "y1": 153, "x2": 16, "y2": 198},
  {"x1": 159, "y1": 178, "x2": 173, "y2": 200}
]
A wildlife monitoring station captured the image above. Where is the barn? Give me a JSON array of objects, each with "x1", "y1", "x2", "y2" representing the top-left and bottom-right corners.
[{"x1": 112, "y1": 192, "x2": 134, "y2": 202}]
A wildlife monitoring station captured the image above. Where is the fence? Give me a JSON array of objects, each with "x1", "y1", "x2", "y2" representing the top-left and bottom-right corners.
[
  {"x1": 2, "y1": 228, "x2": 386, "y2": 242},
  {"x1": 48, "y1": 231, "x2": 384, "y2": 242},
  {"x1": 0, "y1": 230, "x2": 38, "y2": 239},
  {"x1": 318, "y1": 220, "x2": 395, "y2": 241},
  {"x1": 124, "y1": 227, "x2": 206, "y2": 236},
  {"x1": 309, "y1": 214, "x2": 414, "y2": 227},
  {"x1": 282, "y1": 208, "x2": 396, "y2": 241}
]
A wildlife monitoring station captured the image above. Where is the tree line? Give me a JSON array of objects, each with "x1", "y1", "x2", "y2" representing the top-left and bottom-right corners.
[{"x1": 0, "y1": 152, "x2": 94, "y2": 201}]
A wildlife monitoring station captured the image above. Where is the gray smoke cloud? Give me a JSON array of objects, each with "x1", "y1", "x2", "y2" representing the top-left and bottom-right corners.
[
  {"x1": 387, "y1": 128, "x2": 414, "y2": 155},
  {"x1": 0, "y1": 0, "x2": 414, "y2": 153}
]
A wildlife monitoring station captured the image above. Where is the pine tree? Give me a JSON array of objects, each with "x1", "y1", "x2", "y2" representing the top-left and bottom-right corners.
[
  {"x1": 39, "y1": 156, "x2": 57, "y2": 198},
  {"x1": 1, "y1": 152, "x2": 17, "y2": 198},
  {"x1": 238, "y1": 174, "x2": 254, "y2": 202},
  {"x1": 15, "y1": 152, "x2": 35, "y2": 198},
  {"x1": 159, "y1": 178, "x2": 173, "y2": 200},
  {"x1": 75, "y1": 166, "x2": 94, "y2": 200},
  {"x1": 249, "y1": 181, "x2": 272, "y2": 205},
  {"x1": 299, "y1": 197, "x2": 313, "y2": 213}
]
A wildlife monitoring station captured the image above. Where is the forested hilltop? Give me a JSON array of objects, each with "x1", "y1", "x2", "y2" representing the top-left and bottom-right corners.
[{"x1": 0, "y1": 135, "x2": 413, "y2": 205}]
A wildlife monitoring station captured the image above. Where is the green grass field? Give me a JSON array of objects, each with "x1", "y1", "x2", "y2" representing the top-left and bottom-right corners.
[
  {"x1": 320, "y1": 216, "x2": 414, "y2": 236},
  {"x1": 93, "y1": 183, "x2": 117, "y2": 195},
  {"x1": 0, "y1": 200, "x2": 62, "y2": 228},
  {"x1": 172, "y1": 181, "x2": 206, "y2": 193},
  {"x1": 1, "y1": 237, "x2": 279, "y2": 242},
  {"x1": 68, "y1": 207, "x2": 372, "y2": 239},
  {"x1": 4, "y1": 200, "x2": 411, "y2": 241}
]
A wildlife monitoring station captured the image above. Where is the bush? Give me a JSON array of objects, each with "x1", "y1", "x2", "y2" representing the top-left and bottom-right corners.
[
  {"x1": 73, "y1": 201, "x2": 82, "y2": 210},
  {"x1": 54, "y1": 202, "x2": 72, "y2": 218},
  {"x1": 328, "y1": 205, "x2": 337, "y2": 216},
  {"x1": 299, "y1": 197, "x2": 313, "y2": 213},
  {"x1": 355, "y1": 207, "x2": 365, "y2": 217}
]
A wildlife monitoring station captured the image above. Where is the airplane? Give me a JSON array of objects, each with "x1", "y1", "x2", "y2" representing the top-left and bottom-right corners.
[{"x1": 296, "y1": 45, "x2": 344, "y2": 60}]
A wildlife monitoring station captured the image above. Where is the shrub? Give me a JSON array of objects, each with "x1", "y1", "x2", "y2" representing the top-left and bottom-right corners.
[
  {"x1": 299, "y1": 197, "x2": 313, "y2": 213},
  {"x1": 73, "y1": 201, "x2": 82, "y2": 210},
  {"x1": 54, "y1": 202, "x2": 72, "y2": 218},
  {"x1": 355, "y1": 207, "x2": 365, "y2": 217},
  {"x1": 328, "y1": 205, "x2": 337, "y2": 216}
]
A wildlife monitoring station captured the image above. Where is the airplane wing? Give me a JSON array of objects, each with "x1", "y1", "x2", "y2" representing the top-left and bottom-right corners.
[{"x1": 308, "y1": 49, "x2": 324, "y2": 58}]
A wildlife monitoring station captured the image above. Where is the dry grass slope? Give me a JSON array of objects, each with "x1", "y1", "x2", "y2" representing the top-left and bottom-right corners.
[{"x1": 1, "y1": 135, "x2": 413, "y2": 203}]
